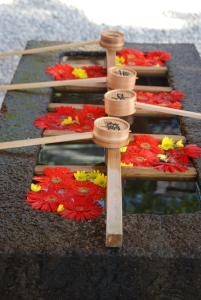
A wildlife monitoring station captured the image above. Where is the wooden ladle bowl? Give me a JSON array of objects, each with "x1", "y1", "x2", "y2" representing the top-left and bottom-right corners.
[
  {"x1": 104, "y1": 89, "x2": 136, "y2": 117},
  {"x1": 100, "y1": 31, "x2": 124, "y2": 51},
  {"x1": 93, "y1": 116, "x2": 130, "y2": 148},
  {"x1": 107, "y1": 66, "x2": 137, "y2": 90}
]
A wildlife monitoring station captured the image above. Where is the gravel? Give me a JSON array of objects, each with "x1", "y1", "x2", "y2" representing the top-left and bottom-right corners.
[{"x1": 0, "y1": 0, "x2": 201, "y2": 105}]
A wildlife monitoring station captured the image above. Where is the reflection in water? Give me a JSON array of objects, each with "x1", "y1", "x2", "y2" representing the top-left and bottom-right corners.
[
  {"x1": 123, "y1": 179, "x2": 201, "y2": 214},
  {"x1": 39, "y1": 142, "x2": 105, "y2": 165}
]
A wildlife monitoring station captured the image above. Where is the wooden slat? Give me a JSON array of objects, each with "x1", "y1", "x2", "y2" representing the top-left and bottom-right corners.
[
  {"x1": 60, "y1": 56, "x2": 167, "y2": 76},
  {"x1": 34, "y1": 164, "x2": 197, "y2": 181},
  {"x1": 134, "y1": 85, "x2": 172, "y2": 92},
  {"x1": 106, "y1": 149, "x2": 122, "y2": 247},
  {"x1": 48, "y1": 103, "x2": 103, "y2": 111},
  {"x1": 42, "y1": 128, "x2": 186, "y2": 143},
  {"x1": 55, "y1": 84, "x2": 172, "y2": 93},
  {"x1": 130, "y1": 65, "x2": 167, "y2": 76},
  {"x1": 48, "y1": 102, "x2": 173, "y2": 118}
]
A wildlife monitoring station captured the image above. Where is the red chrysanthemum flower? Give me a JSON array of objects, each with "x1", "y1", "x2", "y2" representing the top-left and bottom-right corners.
[
  {"x1": 46, "y1": 64, "x2": 75, "y2": 80},
  {"x1": 167, "y1": 148, "x2": 190, "y2": 164},
  {"x1": 136, "y1": 91, "x2": 184, "y2": 109},
  {"x1": 184, "y1": 144, "x2": 201, "y2": 158},
  {"x1": 170, "y1": 90, "x2": 185, "y2": 101},
  {"x1": 68, "y1": 181, "x2": 106, "y2": 201},
  {"x1": 121, "y1": 149, "x2": 160, "y2": 167},
  {"x1": 129, "y1": 135, "x2": 163, "y2": 154},
  {"x1": 154, "y1": 163, "x2": 188, "y2": 173},
  {"x1": 118, "y1": 48, "x2": 172, "y2": 66},
  {"x1": 59, "y1": 198, "x2": 103, "y2": 221},
  {"x1": 145, "y1": 51, "x2": 172, "y2": 65},
  {"x1": 82, "y1": 65, "x2": 106, "y2": 78},
  {"x1": 166, "y1": 145, "x2": 201, "y2": 165},
  {"x1": 46, "y1": 64, "x2": 106, "y2": 80},
  {"x1": 33, "y1": 167, "x2": 73, "y2": 189},
  {"x1": 27, "y1": 190, "x2": 64, "y2": 212},
  {"x1": 34, "y1": 112, "x2": 63, "y2": 130},
  {"x1": 118, "y1": 48, "x2": 146, "y2": 66},
  {"x1": 54, "y1": 106, "x2": 75, "y2": 115},
  {"x1": 34, "y1": 105, "x2": 105, "y2": 132}
]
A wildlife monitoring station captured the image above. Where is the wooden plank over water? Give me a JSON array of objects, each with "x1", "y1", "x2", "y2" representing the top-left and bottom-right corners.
[{"x1": 34, "y1": 164, "x2": 196, "y2": 181}]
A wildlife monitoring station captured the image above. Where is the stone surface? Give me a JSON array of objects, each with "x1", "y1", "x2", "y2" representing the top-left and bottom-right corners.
[{"x1": 1, "y1": 42, "x2": 201, "y2": 299}]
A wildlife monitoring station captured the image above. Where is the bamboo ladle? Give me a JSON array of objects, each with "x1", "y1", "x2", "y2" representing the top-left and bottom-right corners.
[
  {"x1": 0, "y1": 40, "x2": 99, "y2": 57},
  {"x1": 104, "y1": 89, "x2": 201, "y2": 120},
  {"x1": 100, "y1": 31, "x2": 124, "y2": 71},
  {"x1": 0, "y1": 117, "x2": 129, "y2": 150}
]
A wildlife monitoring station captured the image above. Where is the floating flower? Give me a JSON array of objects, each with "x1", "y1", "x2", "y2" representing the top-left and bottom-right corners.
[
  {"x1": 59, "y1": 199, "x2": 103, "y2": 221},
  {"x1": 35, "y1": 167, "x2": 73, "y2": 189},
  {"x1": 46, "y1": 64, "x2": 106, "y2": 80},
  {"x1": 184, "y1": 144, "x2": 201, "y2": 158},
  {"x1": 117, "y1": 48, "x2": 171, "y2": 66},
  {"x1": 121, "y1": 162, "x2": 133, "y2": 167},
  {"x1": 120, "y1": 146, "x2": 127, "y2": 153},
  {"x1": 72, "y1": 67, "x2": 88, "y2": 79},
  {"x1": 31, "y1": 183, "x2": 41, "y2": 192},
  {"x1": 136, "y1": 91, "x2": 184, "y2": 110},
  {"x1": 46, "y1": 64, "x2": 75, "y2": 80},
  {"x1": 82, "y1": 65, "x2": 106, "y2": 78},
  {"x1": 94, "y1": 173, "x2": 107, "y2": 188},
  {"x1": 122, "y1": 149, "x2": 160, "y2": 167},
  {"x1": 160, "y1": 136, "x2": 175, "y2": 151},
  {"x1": 157, "y1": 154, "x2": 169, "y2": 162},
  {"x1": 27, "y1": 167, "x2": 106, "y2": 221},
  {"x1": 57, "y1": 204, "x2": 65, "y2": 213},
  {"x1": 116, "y1": 55, "x2": 125, "y2": 65},
  {"x1": 145, "y1": 51, "x2": 172, "y2": 66},
  {"x1": 74, "y1": 170, "x2": 88, "y2": 181},
  {"x1": 87, "y1": 170, "x2": 101, "y2": 181},
  {"x1": 132, "y1": 135, "x2": 163, "y2": 154},
  {"x1": 167, "y1": 148, "x2": 189, "y2": 164},
  {"x1": 69, "y1": 181, "x2": 105, "y2": 201},
  {"x1": 34, "y1": 105, "x2": 105, "y2": 133},
  {"x1": 155, "y1": 163, "x2": 188, "y2": 173},
  {"x1": 61, "y1": 116, "x2": 74, "y2": 126},
  {"x1": 117, "y1": 48, "x2": 145, "y2": 66},
  {"x1": 27, "y1": 190, "x2": 64, "y2": 212},
  {"x1": 175, "y1": 139, "x2": 184, "y2": 148}
]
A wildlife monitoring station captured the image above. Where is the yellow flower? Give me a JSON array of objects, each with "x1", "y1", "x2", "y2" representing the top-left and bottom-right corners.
[
  {"x1": 87, "y1": 170, "x2": 101, "y2": 181},
  {"x1": 31, "y1": 183, "x2": 41, "y2": 192},
  {"x1": 121, "y1": 162, "x2": 133, "y2": 167},
  {"x1": 72, "y1": 68, "x2": 88, "y2": 79},
  {"x1": 160, "y1": 136, "x2": 174, "y2": 151},
  {"x1": 175, "y1": 139, "x2": 184, "y2": 148},
  {"x1": 157, "y1": 154, "x2": 169, "y2": 162},
  {"x1": 155, "y1": 63, "x2": 160, "y2": 67},
  {"x1": 120, "y1": 146, "x2": 127, "y2": 153},
  {"x1": 61, "y1": 116, "x2": 74, "y2": 126},
  {"x1": 74, "y1": 171, "x2": 88, "y2": 181},
  {"x1": 94, "y1": 173, "x2": 107, "y2": 188},
  {"x1": 116, "y1": 55, "x2": 125, "y2": 65},
  {"x1": 57, "y1": 204, "x2": 65, "y2": 213}
]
